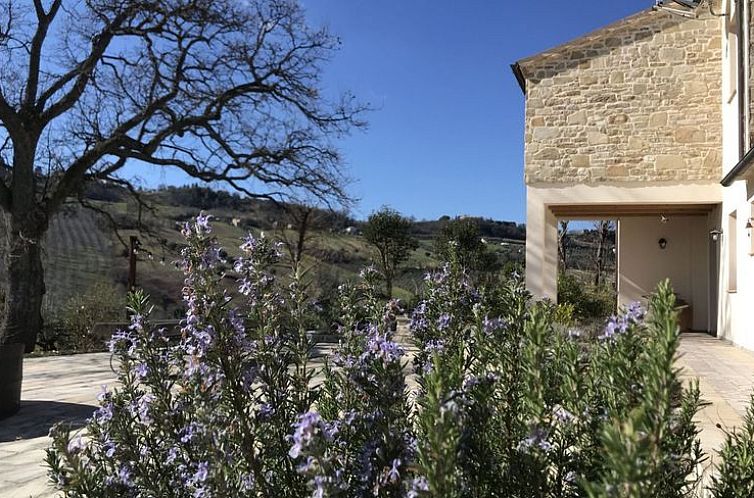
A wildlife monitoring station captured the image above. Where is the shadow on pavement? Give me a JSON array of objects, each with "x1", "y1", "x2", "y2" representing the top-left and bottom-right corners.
[{"x1": 0, "y1": 400, "x2": 96, "y2": 442}]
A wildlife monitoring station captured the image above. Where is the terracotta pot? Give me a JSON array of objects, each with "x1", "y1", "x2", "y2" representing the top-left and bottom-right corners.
[{"x1": 0, "y1": 343, "x2": 24, "y2": 419}]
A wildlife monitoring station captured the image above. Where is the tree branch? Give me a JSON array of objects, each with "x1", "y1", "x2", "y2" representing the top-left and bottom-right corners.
[
  {"x1": 25, "y1": 0, "x2": 62, "y2": 107},
  {"x1": 39, "y1": 12, "x2": 127, "y2": 123}
]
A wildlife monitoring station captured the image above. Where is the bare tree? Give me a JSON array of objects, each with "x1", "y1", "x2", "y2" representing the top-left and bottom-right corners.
[
  {"x1": 593, "y1": 220, "x2": 614, "y2": 287},
  {"x1": 0, "y1": 0, "x2": 364, "y2": 356},
  {"x1": 276, "y1": 203, "x2": 321, "y2": 280},
  {"x1": 558, "y1": 220, "x2": 569, "y2": 271}
]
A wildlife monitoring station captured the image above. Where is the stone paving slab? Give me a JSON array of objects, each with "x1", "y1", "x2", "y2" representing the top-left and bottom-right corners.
[
  {"x1": 0, "y1": 353, "x2": 115, "y2": 498},
  {"x1": 2, "y1": 334, "x2": 754, "y2": 497}
]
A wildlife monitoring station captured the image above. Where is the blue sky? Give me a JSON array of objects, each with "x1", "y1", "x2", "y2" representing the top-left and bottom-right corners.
[
  {"x1": 133, "y1": 1, "x2": 653, "y2": 222},
  {"x1": 302, "y1": 0, "x2": 653, "y2": 222}
]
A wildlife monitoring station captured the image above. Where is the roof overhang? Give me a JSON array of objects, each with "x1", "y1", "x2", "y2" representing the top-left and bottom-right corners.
[
  {"x1": 511, "y1": 62, "x2": 526, "y2": 93},
  {"x1": 721, "y1": 146, "x2": 754, "y2": 187},
  {"x1": 550, "y1": 203, "x2": 718, "y2": 219}
]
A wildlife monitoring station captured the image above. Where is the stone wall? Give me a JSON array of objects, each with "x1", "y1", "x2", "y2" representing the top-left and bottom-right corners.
[
  {"x1": 749, "y1": 0, "x2": 754, "y2": 149},
  {"x1": 519, "y1": 9, "x2": 722, "y2": 185}
]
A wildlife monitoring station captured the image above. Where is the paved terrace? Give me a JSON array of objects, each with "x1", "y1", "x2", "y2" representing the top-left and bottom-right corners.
[{"x1": 1, "y1": 334, "x2": 753, "y2": 498}]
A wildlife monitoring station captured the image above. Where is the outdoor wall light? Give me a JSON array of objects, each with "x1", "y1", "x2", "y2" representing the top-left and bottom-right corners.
[
  {"x1": 746, "y1": 218, "x2": 753, "y2": 237},
  {"x1": 710, "y1": 229, "x2": 723, "y2": 242},
  {"x1": 658, "y1": 238, "x2": 668, "y2": 249}
]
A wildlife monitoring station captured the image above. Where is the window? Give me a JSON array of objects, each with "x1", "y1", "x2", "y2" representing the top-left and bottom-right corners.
[
  {"x1": 729, "y1": 211, "x2": 738, "y2": 292},
  {"x1": 749, "y1": 203, "x2": 754, "y2": 255}
]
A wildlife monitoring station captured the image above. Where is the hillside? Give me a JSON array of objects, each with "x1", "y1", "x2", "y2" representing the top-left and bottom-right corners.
[{"x1": 24, "y1": 185, "x2": 526, "y2": 320}]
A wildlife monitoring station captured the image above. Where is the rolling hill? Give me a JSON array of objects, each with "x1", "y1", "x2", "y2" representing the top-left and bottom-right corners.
[{"x1": 20, "y1": 186, "x2": 526, "y2": 320}]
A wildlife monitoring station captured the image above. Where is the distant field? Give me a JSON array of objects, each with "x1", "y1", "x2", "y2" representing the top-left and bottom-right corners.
[
  {"x1": 41, "y1": 207, "x2": 118, "y2": 314},
  {"x1": 1, "y1": 197, "x2": 526, "y2": 320}
]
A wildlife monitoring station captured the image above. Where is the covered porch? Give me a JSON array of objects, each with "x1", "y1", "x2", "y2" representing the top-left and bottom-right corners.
[{"x1": 526, "y1": 184, "x2": 722, "y2": 332}]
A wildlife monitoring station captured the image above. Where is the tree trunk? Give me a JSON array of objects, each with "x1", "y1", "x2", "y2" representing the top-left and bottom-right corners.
[
  {"x1": 1, "y1": 214, "x2": 46, "y2": 353},
  {"x1": 558, "y1": 220, "x2": 569, "y2": 271},
  {"x1": 385, "y1": 274, "x2": 393, "y2": 299}
]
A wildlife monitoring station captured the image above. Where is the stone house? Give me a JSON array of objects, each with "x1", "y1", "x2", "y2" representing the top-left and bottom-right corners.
[{"x1": 512, "y1": 0, "x2": 754, "y2": 348}]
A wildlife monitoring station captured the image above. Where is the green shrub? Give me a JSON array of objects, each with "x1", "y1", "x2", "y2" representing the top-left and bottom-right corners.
[
  {"x1": 558, "y1": 272, "x2": 615, "y2": 322},
  {"x1": 39, "y1": 282, "x2": 123, "y2": 352},
  {"x1": 47, "y1": 215, "x2": 715, "y2": 497}
]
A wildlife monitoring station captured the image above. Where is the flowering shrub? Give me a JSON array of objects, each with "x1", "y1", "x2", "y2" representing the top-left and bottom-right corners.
[
  {"x1": 46, "y1": 214, "x2": 741, "y2": 497},
  {"x1": 48, "y1": 215, "x2": 315, "y2": 497}
]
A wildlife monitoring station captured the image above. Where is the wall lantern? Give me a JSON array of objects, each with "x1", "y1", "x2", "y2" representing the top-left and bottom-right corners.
[
  {"x1": 658, "y1": 238, "x2": 668, "y2": 250},
  {"x1": 746, "y1": 218, "x2": 754, "y2": 237},
  {"x1": 710, "y1": 229, "x2": 723, "y2": 242}
]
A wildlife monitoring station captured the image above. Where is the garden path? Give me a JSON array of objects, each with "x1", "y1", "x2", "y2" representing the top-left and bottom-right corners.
[
  {"x1": 1, "y1": 333, "x2": 752, "y2": 498},
  {"x1": 677, "y1": 333, "x2": 754, "y2": 465}
]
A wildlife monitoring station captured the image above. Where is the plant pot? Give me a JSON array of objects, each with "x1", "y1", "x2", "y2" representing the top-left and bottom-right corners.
[{"x1": 0, "y1": 343, "x2": 24, "y2": 419}]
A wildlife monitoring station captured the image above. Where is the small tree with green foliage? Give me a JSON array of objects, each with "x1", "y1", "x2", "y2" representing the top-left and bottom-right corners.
[
  {"x1": 435, "y1": 217, "x2": 497, "y2": 275},
  {"x1": 362, "y1": 207, "x2": 418, "y2": 297}
]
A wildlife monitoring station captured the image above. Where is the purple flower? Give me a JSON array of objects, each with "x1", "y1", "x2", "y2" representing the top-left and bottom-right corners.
[
  {"x1": 107, "y1": 329, "x2": 136, "y2": 355},
  {"x1": 238, "y1": 278, "x2": 253, "y2": 296},
  {"x1": 241, "y1": 473, "x2": 255, "y2": 491},
  {"x1": 193, "y1": 462, "x2": 209, "y2": 484},
  {"x1": 94, "y1": 402, "x2": 114, "y2": 423},
  {"x1": 297, "y1": 455, "x2": 317, "y2": 473},
  {"x1": 132, "y1": 362, "x2": 149, "y2": 379},
  {"x1": 408, "y1": 476, "x2": 429, "y2": 498},
  {"x1": 423, "y1": 339, "x2": 445, "y2": 355},
  {"x1": 180, "y1": 422, "x2": 201, "y2": 443},
  {"x1": 313, "y1": 475, "x2": 326, "y2": 498},
  {"x1": 626, "y1": 301, "x2": 645, "y2": 323},
  {"x1": 67, "y1": 436, "x2": 86, "y2": 454},
  {"x1": 518, "y1": 427, "x2": 552, "y2": 453},
  {"x1": 437, "y1": 313, "x2": 452, "y2": 331},
  {"x1": 483, "y1": 316, "x2": 506, "y2": 335},
  {"x1": 365, "y1": 331, "x2": 405, "y2": 364},
  {"x1": 103, "y1": 440, "x2": 116, "y2": 458},
  {"x1": 240, "y1": 234, "x2": 258, "y2": 253},
  {"x1": 462, "y1": 375, "x2": 481, "y2": 391},
  {"x1": 600, "y1": 315, "x2": 627, "y2": 340},
  {"x1": 195, "y1": 212, "x2": 212, "y2": 234},
  {"x1": 289, "y1": 412, "x2": 322, "y2": 459},
  {"x1": 387, "y1": 458, "x2": 401, "y2": 483},
  {"x1": 257, "y1": 403, "x2": 274, "y2": 420},
  {"x1": 118, "y1": 463, "x2": 134, "y2": 488},
  {"x1": 132, "y1": 394, "x2": 155, "y2": 425},
  {"x1": 410, "y1": 303, "x2": 429, "y2": 333}
]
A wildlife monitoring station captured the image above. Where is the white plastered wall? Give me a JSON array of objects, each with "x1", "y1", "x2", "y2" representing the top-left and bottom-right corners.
[
  {"x1": 717, "y1": 0, "x2": 754, "y2": 348},
  {"x1": 617, "y1": 215, "x2": 711, "y2": 331}
]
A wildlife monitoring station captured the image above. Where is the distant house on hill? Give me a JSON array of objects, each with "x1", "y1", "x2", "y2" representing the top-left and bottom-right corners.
[{"x1": 512, "y1": 0, "x2": 754, "y2": 349}]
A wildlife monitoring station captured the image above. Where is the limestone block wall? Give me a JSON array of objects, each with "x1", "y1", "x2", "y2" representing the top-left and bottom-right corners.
[
  {"x1": 519, "y1": 10, "x2": 722, "y2": 185},
  {"x1": 749, "y1": 0, "x2": 754, "y2": 149}
]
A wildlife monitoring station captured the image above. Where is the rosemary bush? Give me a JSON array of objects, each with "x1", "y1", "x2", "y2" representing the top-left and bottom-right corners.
[{"x1": 47, "y1": 215, "x2": 745, "y2": 497}]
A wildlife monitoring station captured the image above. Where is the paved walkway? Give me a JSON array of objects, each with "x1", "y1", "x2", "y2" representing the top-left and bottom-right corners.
[
  {"x1": 678, "y1": 333, "x2": 754, "y2": 458},
  {"x1": 0, "y1": 353, "x2": 116, "y2": 498},
  {"x1": 1, "y1": 334, "x2": 753, "y2": 498}
]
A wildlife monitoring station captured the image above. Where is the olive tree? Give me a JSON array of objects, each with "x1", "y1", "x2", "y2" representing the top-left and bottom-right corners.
[
  {"x1": 363, "y1": 207, "x2": 417, "y2": 298},
  {"x1": 0, "y1": 0, "x2": 363, "y2": 352}
]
